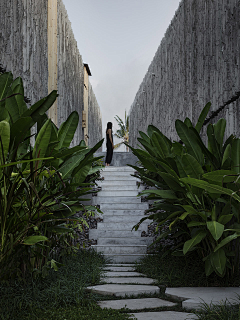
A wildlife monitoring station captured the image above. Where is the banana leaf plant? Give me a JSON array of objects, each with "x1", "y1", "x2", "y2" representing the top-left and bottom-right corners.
[
  {"x1": 0, "y1": 72, "x2": 104, "y2": 279},
  {"x1": 128, "y1": 102, "x2": 240, "y2": 278}
]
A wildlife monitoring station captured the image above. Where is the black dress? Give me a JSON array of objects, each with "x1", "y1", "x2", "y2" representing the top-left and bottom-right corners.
[{"x1": 105, "y1": 131, "x2": 113, "y2": 164}]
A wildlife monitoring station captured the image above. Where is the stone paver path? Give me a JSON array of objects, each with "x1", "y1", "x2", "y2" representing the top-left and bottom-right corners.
[{"x1": 87, "y1": 263, "x2": 197, "y2": 320}]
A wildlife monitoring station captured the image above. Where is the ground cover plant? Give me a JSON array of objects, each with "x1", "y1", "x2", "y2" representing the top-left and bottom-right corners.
[
  {"x1": 0, "y1": 249, "x2": 133, "y2": 320},
  {"x1": 129, "y1": 102, "x2": 240, "y2": 279},
  {"x1": 0, "y1": 71, "x2": 104, "y2": 279}
]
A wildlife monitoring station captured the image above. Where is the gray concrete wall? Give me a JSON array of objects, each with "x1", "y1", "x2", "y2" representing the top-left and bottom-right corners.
[
  {"x1": 0, "y1": 0, "x2": 48, "y2": 104},
  {"x1": 0, "y1": 0, "x2": 102, "y2": 147},
  {"x1": 57, "y1": 0, "x2": 85, "y2": 146},
  {"x1": 88, "y1": 82, "x2": 103, "y2": 149},
  {"x1": 129, "y1": 0, "x2": 240, "y2": 147}
]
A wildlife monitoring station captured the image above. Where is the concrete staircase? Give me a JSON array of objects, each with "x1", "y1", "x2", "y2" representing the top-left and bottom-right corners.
[{"x1": 90, "y1": 166, "x2": 153, "y2": 263}]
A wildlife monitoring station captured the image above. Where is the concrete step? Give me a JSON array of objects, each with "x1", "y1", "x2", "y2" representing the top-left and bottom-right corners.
[
  {"x1": 98, "y1": 190, "x2": 140, "y2": 197},
  {"x1": 102, "y1": 215, "x2": 147, "y2": 223},
  {"x1": 103, "y1": 266, "x2": 135, "y2": 271},
  {"x1": 101, "y1": 175, "x2": 138, "y2": 181},
  {"x1": 92, "y1": 244, "x2": 147, "y2": 254},
  {"x1": 103, "y1": 277, "x2": 156, "y2": 285},
  {"x1": 89, "y1": 229, "x2": 142, "y2": 239},
  {"x1": 97, "y1": 197, "x2": 141, "y2": 204},
  {"x1": 87, "y1": 284, "x2": 160, "y2": 297},
  {"x1": 100, "y1": 203, "x2": 148, "y2": 210},
  {"x1": 103, "y1": 271, "x2": 144, "y2": 277},
  {"x1": 98, "y1": 298, "x2": 177, "y2": 310},
  {"x1": 103, "y1": 166, "x2": 135, "y2": 172},
  {"x1": 98, "y1": 180, "x2": 139, "y2": 186},
  {"x1": 104, "y1": 254, "x2": 147, "y2": 263},
  {"x1": 96, "y1": 222, "x2": 148, "y2": 231},
  {"x1": 98, "y1": 185, "x2": 141, "y2": 191},
  {"x1": 98, "y1": 237, "x2": 153, "y2": 245},
  {"x1": 100, "y1": 209, "x2": 146, "y2": 216}
]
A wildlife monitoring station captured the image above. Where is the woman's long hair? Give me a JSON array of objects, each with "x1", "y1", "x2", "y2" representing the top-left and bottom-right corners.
[{"x1": 106, "y1": 122, "x2": 112, "y2": 134}]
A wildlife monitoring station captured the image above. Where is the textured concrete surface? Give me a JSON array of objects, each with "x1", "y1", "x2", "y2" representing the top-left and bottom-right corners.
[
  {"x1": 129, "y1": 0, "x2": 240, "y2": 147},
  {"x1": 103, "y1": 266, "x2": 136, "y2": 272},
  {"x1": 129, "y1": 311, "x2": 197, "y2": 320},
  {"x1": 166, "y1": 287, "x2": 240, "y2": 310},
  {"x1": 88, "y1": 82, "x2": 102, "y2": 148},
  {"x1": 87, "y1": 284, "x2": 160, "y2": 297},
  {"x1": 98, "y1": 298, "x2": 177, "y2": 310},
  {"x1": 102, "y1": 277, "x2": 156, "y2": 285}
]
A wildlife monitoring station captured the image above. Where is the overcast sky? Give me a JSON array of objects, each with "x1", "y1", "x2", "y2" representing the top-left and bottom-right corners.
[{"x1": 62, "y1": 0, "x2": 180, "y2": 150}]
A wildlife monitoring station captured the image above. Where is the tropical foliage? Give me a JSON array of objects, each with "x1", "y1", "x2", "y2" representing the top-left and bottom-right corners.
[
  {"x1": 114, "y1": 111, "x2": 129, "y2": 151},
  {"x1": 128, "y1": 102, "x2": 240, "y2": 278},
  {"x1": 0, "y1": 72, "x2": 103, "y2": 279}
]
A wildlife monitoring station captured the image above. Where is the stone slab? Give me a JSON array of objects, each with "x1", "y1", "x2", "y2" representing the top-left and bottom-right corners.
[
  {"x1": 98, "y1": 298, "x2": 177, "y2": 310},
  {"x1": 129, "y1": 311, "x2": 198, "y2": 320},
  {"x1": 166, "y1": 287, "x2": 240, "y2": 310},
  {"x1": 97, "y1": 197, "x2": 141, "y2": 203},
  {"x1": 103, "y1": 277, "x2": 156, "y2": 285},
  {"x1": 87, "y1": 284, "x2": 160, "y2": 297},
  {"x1": 103, "y1": 271, "x2": 145, "y2": 277},
  {"x1": 106, "y1": 264, "x2": 136, "y2": 266},
  {"x1": 104, "y1": 253, "x2": 147, "y2": 263},
  {"x1": 100, "y1": 203, "x2": 148, "y2": 210},
  {"x1": 103, "y1": 266, "x2": 136, "y2": 272},
  {"x1": 92, "y1": 244, "x2": 147, "y2": 254},
  {"x1": 98, "y1": 237, "x2": 153, "y2": 246},
  {"x1": 89, "y1": 229, "x2": 142, "y2": 239}
]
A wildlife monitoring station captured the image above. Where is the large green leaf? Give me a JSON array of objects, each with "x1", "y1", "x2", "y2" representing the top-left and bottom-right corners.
[
  {"x1": 222, "y1": 144, "x2": 231, "y2": 167},
  {"x1": 0, "y1": 72, "x2": 13, "y2": 100},
  {"x1": 213, "y1": 118, "x2": 226, "y2": 150},
  {"x1": 10, "y1": 117, "x2": 32, "y2": 147},
  {"x1": 203, "y1": 170, "x2": 237, "y2": 183},
  {"x1": 207, "y1": 221, "x2": 224, "y2": 241},
  {"x1": 195, "y1": 102, "x2": 211, "y2": 133},
  {"x1": 183, "y1": 230, "x2": 207, "y2": 255},
  {"x1": 33, "y1": 119, "x2": 52, "y2": 161},
  {"x1": 218, "y1": 214, "x2": 233, "y2": 225},
  {"x1": 158, "y1": 172, "x2": 185, "y2": 192},
  {"x1": 232, "y1": 139, "x2": 240, "y2": 174},
  {"x1": 207, "y1": 124, "x2": 221, "y2": 166},
  {"x1": 139, "y1": 131, "x2": 151, "y2": 143},
  {"x1": 59, "y1": 151, "x2": 87, "y2": 179},
  {"x1": 23, "y1": 235, "x2": 48, "y2": 245},
  {"x1": 211, "y1": 248, "x2": 226, "y2": 276},
  {"x1": 214, "y1": 233, "x2": 240, "y2": 252},
  {"x1": 181, "y1": 154, "x2": 204, "y2": 179},
  {"x1": 58, "y1": 111, "x2": 79, "y2": 149},
  {"x1": 140, "y1": 189, "x2": 178, "y2": 199},
  {"x1": 175, "y1": 120, "x2": 203, "y2": 165},
  {"x1": 22, "y1": 90, "x2": 58, "y2": 124},
  {"x1": 0, "y1": 120, "x2": 10, "y2": 162},
  {"x1": 180, "y1": 177, "x2": 240, "y2": 202}
]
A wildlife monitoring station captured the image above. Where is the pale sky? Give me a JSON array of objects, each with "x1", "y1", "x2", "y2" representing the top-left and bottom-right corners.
[{"x1": 62, "y1": 0, "x2": 180, "y2": 150}]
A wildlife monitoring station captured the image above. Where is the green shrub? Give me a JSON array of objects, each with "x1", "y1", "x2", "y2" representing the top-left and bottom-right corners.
[
  {"x1": 0, "y1": 72, "x2": 103, "y2": 279},
  {"x1": 129, "y1": 102, "x2": 240, "y2": 278}
]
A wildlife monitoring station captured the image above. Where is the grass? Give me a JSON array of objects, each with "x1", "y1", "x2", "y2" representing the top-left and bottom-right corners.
[
  {"x1": 193, "y1": 299, "x2": 240, "y2": 320},
  {"x1": 0, "y1": 249, "x2": 133, "y2": 320},
  {"x1": 135, "y1": 252, "x2": 240, "y2": 287}
]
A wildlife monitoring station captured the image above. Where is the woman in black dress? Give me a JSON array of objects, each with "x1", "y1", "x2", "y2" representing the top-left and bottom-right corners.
[{"x1": 105, "y1": 122, "x2": 114, "y2": 166}]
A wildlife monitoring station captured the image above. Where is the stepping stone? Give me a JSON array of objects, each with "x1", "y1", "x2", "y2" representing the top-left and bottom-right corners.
[
  {"x1": 166, "y1": 287, "x2": 240, "y2": 310},
  {"x1": 103, "y1": 266, "x2": 135, "y2": 272},
  {"x1": 103, "y1": 271, "x2": 144, "y2": 277},
  {"x1": 103, "y1": 277, "x2": 156, "y2": 285},
  {"x1": 129, "y1": 311, "x2": 198, "y2": 320},
  {"x1": 106, "y1": 264, "x2": 135, "y2": 266},
  {"x1": 87, "y1": 284, "x2": 160, "y2": 297},
  {"x1": 98, "y1": 298, "x2": 177, "y2": 310}
]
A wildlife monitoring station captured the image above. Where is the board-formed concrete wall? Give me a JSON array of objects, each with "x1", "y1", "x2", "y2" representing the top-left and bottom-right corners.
[
  {"x1": 0, "y1": 0, "x2": 49, "y2": 104},
  {"x1": 129, "y1": 0, "x2": 240, "y2": 147},
  {"x1": 88, "y1": 82, "x2": 103, "y2": 148},
  {"x1": 0, "y1": 0, "x2": 102, "y2": 147}
]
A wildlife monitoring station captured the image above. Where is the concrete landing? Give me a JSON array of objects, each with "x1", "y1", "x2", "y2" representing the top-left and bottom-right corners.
[
  {"x1": 103, "y1": 271, "x2": 145, "y2": 277},
  {"x1": 103, "y1": 266, "x2": 135, "y2": 272},
  {"x1": 98, "y1": 297, "x2": 177, "y2": 310},
  {"x1": 166, "y1": 287, "x2": 240, "y2": 310},
  {"x1": 129, "y1": 311, "x2": 198, "y2": 320},
  {"x1": 87, "y1": 284, "x2": 160, "y2": 297}
]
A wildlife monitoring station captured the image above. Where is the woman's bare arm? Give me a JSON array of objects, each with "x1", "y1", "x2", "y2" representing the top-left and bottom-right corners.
[{"x1": 107, "y1": 129, "x2": 114, "y2": 148}]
